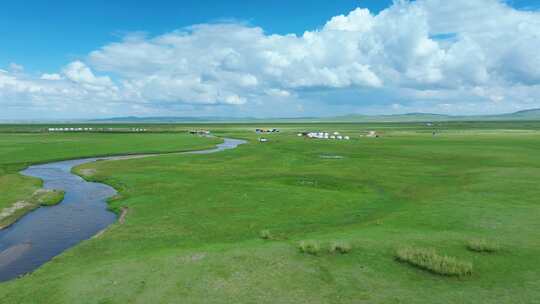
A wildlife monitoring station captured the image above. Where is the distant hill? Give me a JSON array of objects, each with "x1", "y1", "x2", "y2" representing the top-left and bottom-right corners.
[
  {"x1": 88, "y1": 108, "x2": 540, "y2": 123},
  {"x1": 314, "y1": 113, "x2": 455, "y2": 122},
  {"x1": 503, "y1": 108, "x2": 540, "y2": 119}
]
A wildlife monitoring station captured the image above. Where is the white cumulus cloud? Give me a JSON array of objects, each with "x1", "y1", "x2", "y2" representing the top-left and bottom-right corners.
[
  {"x1": 40, "y1": 73, "x2": 62, "y2": 80},
  {"x1": 2, "y1": 0, "x2": 540, "y2": 119}
]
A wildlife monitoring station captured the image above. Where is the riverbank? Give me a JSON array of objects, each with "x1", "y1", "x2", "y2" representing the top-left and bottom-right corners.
[
  {"x1": 0, "y1": 133, "x2": 222, "y2": 231},
  {"x1": 0, "y1": 138, "x2": 245, "y2": 281},
  {"x1": 0, "y1": 189, "x2": 65, "y2": 230}
]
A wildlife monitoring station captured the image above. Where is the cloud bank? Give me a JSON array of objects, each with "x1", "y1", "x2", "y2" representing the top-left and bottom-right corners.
[{"x1": 2, "y1": 0, "x2": 540, "y2": 118}]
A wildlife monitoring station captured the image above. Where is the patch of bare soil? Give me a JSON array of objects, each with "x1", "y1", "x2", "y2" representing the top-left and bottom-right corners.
[
  {"x1": 79, "y1": 168, "x2": 96, "y2": 176},
  {"x1": 118, "y1": 207, "x2": 128, "y2": 224},
  {"x1": 92, "y1": 207, "x2": 129, "y2": 239},
  {"x1": 0, "y1": 201, "x2": 32, "y2": 222},
  {"x1": 178, "y1": 252, "x2": 207, "y2": 263}
]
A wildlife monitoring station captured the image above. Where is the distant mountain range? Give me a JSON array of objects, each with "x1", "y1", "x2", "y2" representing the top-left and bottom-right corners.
[{"x1": 89, "y1": 108, "x2": 540, "y2": 123}]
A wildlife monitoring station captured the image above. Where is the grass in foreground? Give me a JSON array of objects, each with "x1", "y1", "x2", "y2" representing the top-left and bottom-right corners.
[
  {"x1": 395, "y1": 247, "x2": 473, "y2": 276},
  {"x1": 2, "y1": 123, "x2": 540, "y2": 303}
]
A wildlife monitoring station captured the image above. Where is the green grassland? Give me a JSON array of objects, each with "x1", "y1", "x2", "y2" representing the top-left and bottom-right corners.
[
  {"x1": 1, "y1": 122, "x2": 540, "y2": 303},
  {"x1": 0, "y1": 131, "x2": 221, "y2": 223}
]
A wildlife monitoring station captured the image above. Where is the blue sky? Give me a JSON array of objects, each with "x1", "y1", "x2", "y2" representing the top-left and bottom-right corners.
[
  {"x1": 1, "y1": 0, "x2": 540, "y2": 119},
  {"x1": 0, "y1": 0, "x2": 393, "y2": 72}
]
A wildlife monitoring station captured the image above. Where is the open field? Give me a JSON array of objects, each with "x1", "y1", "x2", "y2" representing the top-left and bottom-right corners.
[
  {"x1": 0, "y1": 131, "x2": 221, "y2": 226},
  {"x1": 1, "y1": 122, "x2": 540, "y2": 303}
]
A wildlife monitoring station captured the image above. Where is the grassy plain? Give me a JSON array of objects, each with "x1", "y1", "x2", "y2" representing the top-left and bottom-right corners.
[
  {"x1": 0, "y1": 130, "x2": 220, "y2": 222},
  {"x1": 1, "y1": 122, "x2": 540, "y2": 303}
]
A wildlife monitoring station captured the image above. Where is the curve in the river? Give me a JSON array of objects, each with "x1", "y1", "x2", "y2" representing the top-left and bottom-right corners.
[{"x1": 0, "y1": 138, "x2": 246, "y2": 282}]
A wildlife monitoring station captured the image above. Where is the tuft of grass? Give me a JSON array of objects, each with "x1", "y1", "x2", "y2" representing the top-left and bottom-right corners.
[
  {"x1": 395, "y1": 247, "x2": 473, "y2": 276},
  {"x1": 466, "y1": 239, "x2": 500, "y2": 253},
  {"x1": 298, "y1": 240, "x2": 321, "y2": 255},
  {"x1": 329, "y1": 241, "x2": 352, "y2": 254},
  {"x1": 259, "y1": 229, "x2": 272, "y2": 240}
]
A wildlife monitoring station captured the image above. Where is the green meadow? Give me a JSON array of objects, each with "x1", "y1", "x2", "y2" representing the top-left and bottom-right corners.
[
  {"x1": 0, "y1": 131, "x2": 220, "y2": 227},
  {"x1": 1, "y1": 122, "x2": 540, "y2": 303}
]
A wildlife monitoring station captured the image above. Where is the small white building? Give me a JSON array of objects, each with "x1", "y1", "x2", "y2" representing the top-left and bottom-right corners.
[
  {"x1": 366, "y1": 131, "x2": 378, "y2": 137},
  {"x1": 301, "y1": 131, "x2": 352, "y2": 141}
]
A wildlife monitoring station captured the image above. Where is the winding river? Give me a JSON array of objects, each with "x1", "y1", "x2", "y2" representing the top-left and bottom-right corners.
[{"x1": 0, "y1": 138, "x2": 246, "y2": 282}]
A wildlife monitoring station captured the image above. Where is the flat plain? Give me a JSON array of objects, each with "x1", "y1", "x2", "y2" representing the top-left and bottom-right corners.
[{"x1": 1, "y1": 122, "x2": 539, "y2": 303}]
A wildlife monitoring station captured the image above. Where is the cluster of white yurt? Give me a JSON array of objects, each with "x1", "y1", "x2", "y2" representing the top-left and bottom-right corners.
[
  {"x1": 308, "y1": 132, "x2": 329, "y2": 139},
  {"x1": 298, "y1": 131, "x2": 350, "y2": 140},
  {"x1": 48, "y1": 127, "x2": 94, "y2": 132}
]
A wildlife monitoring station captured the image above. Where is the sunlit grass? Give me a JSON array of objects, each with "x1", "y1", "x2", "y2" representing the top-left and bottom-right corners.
[
  {"x1": 298, "y1": 240, "x2": 321, "y2": 255},
  {"x1": 396, "y1": 247, "x2": 473, "y2": 276},
  {"x1": 467, "y1": 239, "x2": 500, "y2": 253},
  {"x1": 259, "y1": 229, "x2": 272, "y2": 240},
  {"x1": 329, "y1": 241, "x2": 352, "y2": 254}
]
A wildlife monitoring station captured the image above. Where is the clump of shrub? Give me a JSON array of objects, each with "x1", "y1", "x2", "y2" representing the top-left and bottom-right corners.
[
  {"x1": 329, "y1": 241, "x2": 352, "y2": 254},
  {"x1": 466, "y1": 239, "x2": 500, "y2": 253},
  {"x1": 259, "y1": 229, "x2": 272, "y2": 240},
  {"x1": 298, "y1": 240, "x2": 321, "y2": 255},
  {"x1": 395, "y1": 247, "x2": 473, "y2": 276},
  {"x1": 33, "y1": 189, "x2": 65, "y2": 206}
]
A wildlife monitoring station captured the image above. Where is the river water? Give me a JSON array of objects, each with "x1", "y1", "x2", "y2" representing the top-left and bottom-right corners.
[{"x1": 0, "y1": 138, "x2": 245, "y2": 282}]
